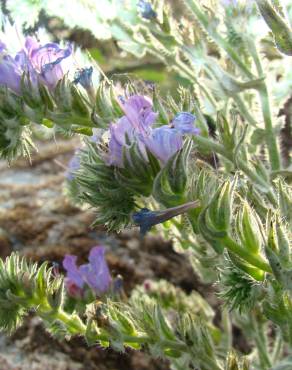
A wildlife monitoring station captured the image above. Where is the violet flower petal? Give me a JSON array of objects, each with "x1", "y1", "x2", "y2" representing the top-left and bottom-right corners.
[
  {"x1": 26, "y1": 37, "x2": 72, "y2": 89},
  {"x1": 79, "y1": 246, "x2": 111, "y2": 294},
  {"x1": 66, "y1": 151, "x2": 81, "y2": 181},
  {"x1": 172, "y1": 112, "x2": 200, "y2": 135},
  {"x1": 123, "y1": 95, "x2": 157, "y2": 132},
  {"x1": 63, "y1": 255, "x2": 84, "y2": 289},
  {"x1": 141, "y1": 126, "x2": 183, "y2": 163},
  {"x1": 0, "y1": 54, "x2": 22, "y2": 93},
  {"x1": 107, "y1": 116, "x2": 135, "y2": 167}
]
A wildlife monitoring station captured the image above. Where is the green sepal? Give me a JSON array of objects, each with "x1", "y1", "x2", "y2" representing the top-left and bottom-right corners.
[
  {"x1": 236, "y1": 202, "x2": 263, "y2": 255},
  {"x1": 197, "y1": 207, "x2": 226, "y2": 254},
  {"x1": 153, "y1": 140, "x2": 192, "y2": 207},
  {"x1": 47, "y1": 280, "x2": 65, "y2": 310},
  {"x1": 115, "y1": 143, "x2": 160, "y2": 196},
  {"x1": 228, "y1": 252, "x2": 265, "y2": 281}
]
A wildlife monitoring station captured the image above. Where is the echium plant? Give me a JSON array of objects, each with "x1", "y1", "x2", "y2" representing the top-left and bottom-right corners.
[{"x1": 0, "y1": 0, "x2": 292, "y2": 369}]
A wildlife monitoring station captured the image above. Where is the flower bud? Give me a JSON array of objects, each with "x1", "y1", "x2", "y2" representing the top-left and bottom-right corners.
[
  {"x1": 277, "y1": 179, "x2": 292, "y2": 226},
  {"x1": 74, "y1": 66, "x2": 95, "y2": 103},
  {"x1": 47, "y1": 280, "x2": 65, "y2": 309},
  {"x1": 217, "y1": 114, "x2": 235, "y2": 153},
  {"x1": 198, "y1": 179, "x2": 236, "y2": 253},
  {"x1": 265, "y1": 217, "x2": 292, "y2": 290},
  {"x1": 236, "y1": 202, "x2": 263, "y2": 255},
  {"x1": 153, "y1": 141, "x2": 192, "y2": 207}
]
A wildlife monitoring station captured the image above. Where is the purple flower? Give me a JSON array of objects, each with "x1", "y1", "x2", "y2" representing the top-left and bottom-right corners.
[
  {"x1": 79, "y1": 247, "x2": 112, "y2": 294},
  {"x1": 122, "y1": 95, "x2": 157, "y2": 132},
  {"x1": 0, "y1": 42, "x2": 5, "y2": 52},
  {"x1": 106, "y1": 96, "x2": 200, "y2": 167},
  {"x1": 172, "y1": 112, "x2": 200, "y2": 135},
  {"x1": 107, "y1": 95, "x2": 157, "y2": 166},
  {"x1": 26, "y1": 37, "x2": 72, "y2": 89},
  {"x1": 107, "y1": 116, "x2": 135, "y2": 167},
  {"x1": 140, "y1": 126, "x2": 183, "y2": 163},
  {"x1": 63, "y1": 246, "x2": 112, "y2": 298},
  {"x1": 66, "y1": 151, "x2": 81, "y2": 181},
  {"x1": 137, "y1": 0, "x2": 157, "y2": 20},
  {"x1": 0, "y1": 37, "x2": 72, "y2": 93},
  {"x1": 0, "y1": 43, "x2": 23, "y2": 93}
]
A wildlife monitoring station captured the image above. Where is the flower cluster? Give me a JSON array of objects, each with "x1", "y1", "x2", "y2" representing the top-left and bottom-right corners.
[
  {"x1": 106, "y1": 95, "x2": 200, "y2": 167},
  {"x1": 63, "y1": 246, "x2": 112, "y2": 298},
  {"x1": 0, "y1": 36, "x2": 72, "y2": 94}
]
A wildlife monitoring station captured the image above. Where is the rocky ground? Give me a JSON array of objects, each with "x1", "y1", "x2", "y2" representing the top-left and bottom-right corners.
[{"x1": 0, "y1": 137, "x2": 204, "y2": 370}]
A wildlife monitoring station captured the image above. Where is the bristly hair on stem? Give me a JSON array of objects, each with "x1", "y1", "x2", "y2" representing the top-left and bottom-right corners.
[{"x1": 218, "y1": 257, "x2": 263, "y2": 313}]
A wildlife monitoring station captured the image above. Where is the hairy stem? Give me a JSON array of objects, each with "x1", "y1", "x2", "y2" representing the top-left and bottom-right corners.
[
  {"x1": 183, "y1": 0, "x2": 254, "y2": 78},
  {"x1": 247, "y1": 38, "x2": 281, "y2": 170}
]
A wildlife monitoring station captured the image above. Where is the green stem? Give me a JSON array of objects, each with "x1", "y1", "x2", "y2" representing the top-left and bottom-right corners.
[
  {"x1": 232, "y1": 94, "x2": 258, "y2": 127},
  {"x1": 271, "y1": 330, "x2": 283, "y2": 363},
  {"x1": 247, "y1": 38, "x2": 281, "y2": 171},
  {"x1": 193, "y1": 135, "x2": 278, "y2": 207},
  {"x1": 236, "y1": 158, "x2": 278, "y2": 206},
  {"x1": 258, "y1": 84, "x2": 281, "y2": 171},
  {"x1": 37, "y1": 301, "x2": 189, "y2": 354},
  {"x1": 193, "y1": 135, "x2": 232, "y2": 159},
  {"x1": 185, "y1": 0, "x2": 281, "y2": 170},
  {"x1": 251, "y1": 314, "x2": 272, "y2": 369},
  {"x1": 54, "y1": 310, "x2": 87, "y2": 334},
  {"x1": 174, "y1": 57, "x2": 217, "y2": 108},
  {"x1": 202, "y1": 62, "x2": 258, "y2": 127},
  {"x1": 222, "y1": 235, "x2": 272, "y2": 273},
  {"x1": 184, "y1": 0, "x2": 254, "y2": 78},
  {"x1": 122, "y1": 335, "x2": 188, "y2": 352},
  {"x1": 36, "y1": 301, "x2": 87, "y2": 335}
]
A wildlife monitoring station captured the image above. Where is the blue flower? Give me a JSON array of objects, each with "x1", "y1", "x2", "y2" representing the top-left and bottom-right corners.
[
  {"x1": 133, "y1": 201, "x2": 200, "y2": 235},
  {"x1": 140, "y1": 126, "x2": 183, "y2": 164},
  {"x1": 172, "y1": 112, "x2": 200, "y2": 135},
  {"x1": 0, "y1": 37, "x2": 72, "y2": 93},
  {"x1": 137, "y1": 0, "x2": 157, "y2": 20},
  {"x1": 63, "y1": 246, "x2": 112, "y2": 297},
  {"x1": 0, "y1": 42, "x2": 24, "y2": 94},
  {"x1": 26, "y1": 37, "x2": 72, "y2": 89},
  {"x1": 106, "y1": 95, "x2": 200, "y2": 168},
  {"x1": 107, "y1": 95, "x2": 157, "y2": 167},
  {"x1": 66, "y1": 151, "x2": 81, "y2": 181},
  {"x1": 74, "y1": 66, "x2": 93, "y2": 89}
]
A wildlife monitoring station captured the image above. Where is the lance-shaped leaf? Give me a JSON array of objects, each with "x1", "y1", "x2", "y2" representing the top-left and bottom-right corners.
[{"x1": 255, "y1": 0, "x2": 292, "y2": 56}]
